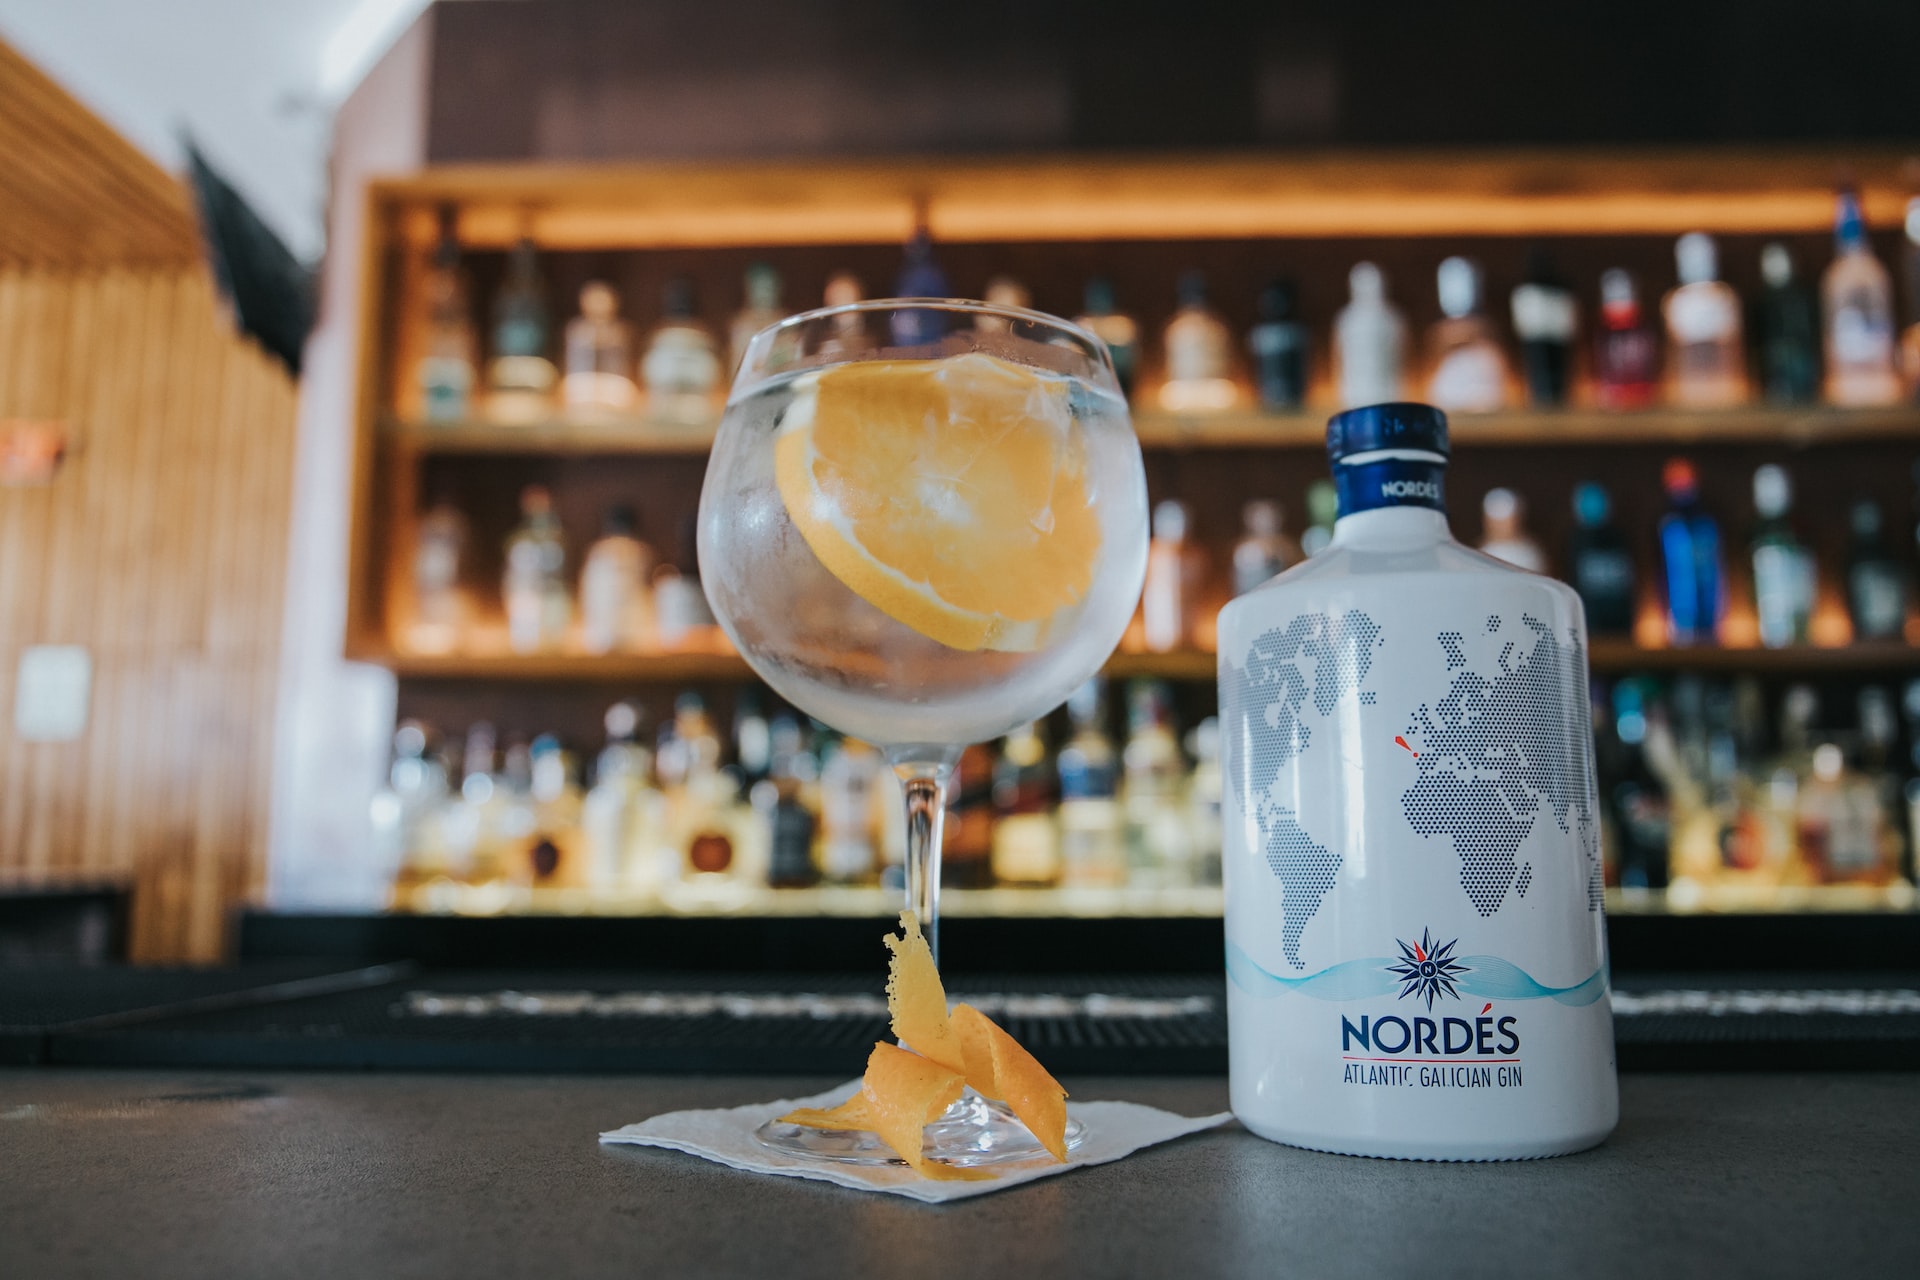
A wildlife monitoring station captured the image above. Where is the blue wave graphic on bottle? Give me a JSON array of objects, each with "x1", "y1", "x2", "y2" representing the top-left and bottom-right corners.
[{"x1": 1226, "y1": 940, "x2": 1608, "y2": 1007}]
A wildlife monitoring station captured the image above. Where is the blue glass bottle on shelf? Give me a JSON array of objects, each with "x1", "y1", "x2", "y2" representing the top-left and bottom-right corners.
[
  {"x1": 1657, "y1": 458, "x2": 1724, "y2": 646},
  {"x1": 890, "y1": 223, "x2": 951, "y2": 346}
]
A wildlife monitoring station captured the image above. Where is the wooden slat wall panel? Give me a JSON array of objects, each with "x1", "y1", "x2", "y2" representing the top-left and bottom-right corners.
[
  {"x1": 0, "y1": 266, "x2": 297, "y2": 962},
  {"x1": 0, "y1": 38, "x2": 198, "y2": 267}
]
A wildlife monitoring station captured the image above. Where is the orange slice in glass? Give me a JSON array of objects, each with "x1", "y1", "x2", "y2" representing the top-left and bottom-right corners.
[{"x1": 773, "y1": 353, "x2": 1102, "y2": 652}]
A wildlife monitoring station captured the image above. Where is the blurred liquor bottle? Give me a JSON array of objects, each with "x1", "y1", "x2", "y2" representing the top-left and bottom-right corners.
[
  {"x1": 1567, "y1": 482, "x2": 1635, "y2": 635},
  {"x1": 562, "y1": 282, "x2": 637, "y2": 416},
  {"x1": 814, "y1": 736, "x2": 879, "y2": 886},
  {"x1": 1247, "y1": 279, "x2": 1309, "y2": 411},
  {"x1": 1510, "y1": 248, "x2": 1576, "y2": 406},
  {"x1": 1845, "y1": 500, "x2": 1907, "y2": 640},
  {"x1": 418, "y1": 206, "x2": 477, "y2": 421},
  {"x1": 1749, "y1": 465, "x2": 1814, "y2": 649},
  {"x1": 581, "y1": 702, "x2": 666, "y2": 894},
  {"x1": 641, "y1": 276, "x2": 722, "y2": 424},
  {"x1": 1663, "y1": 233, "x2": 1748, "y2": 407},
  {"x1": 1074, "y1": 277, "x2": 1140, "y2": 401},
  {"x1": 1426, "y1": 256, "x2": 1511, "y2": 412},
  {"x1": 943, "y1": 742, "x2": 997, "y2": 889},
  {"x1": 891, "y1": 225, "x2": 950, "y2": 346},
  {"x1": 1478, "y1": 488, "x2": 1546, "y2": 573},
  {"x1": 1231, "y1": 499, "x2": 1297, "y2": 596},
  {"x1": 1141, "y1": 499, "x2": 1203, "y2": 652},
  {"x1": 1658, "y1": 458, "x2": 1725, "y2": 646},
  {"x1": 579, "y1": 504, "x2": 654, "y2": 655},
  {"x1": 1605, "y1": 681, "x2": 1671, "y2": 890},
  {"x1": 1121, "y1": 680, "x2": 1193, "y2": 887},
  {"x1": 1902, "y1": 191, "x2": 1920, "y2": 396},
  {"x1": 729, "y1": 263, "x2": 785, "y2": 376},
  {"x1": 1333, "y1": 261, "x2": 1407, "y2": 408},
  {"x1": 1186, "y1": 716, "x2": 1223, "y2": 886},
  {"x1": 376, "y1": 721, "x2": 450, "y2": 901},
  {"x1": 486, "y1": 237, "x2": 557, "y2": 424},
  {"x1": 991, "y1": 721, "x2": 1061, "y2": 887},
  {"x1": 1822, "y1": 188, "x2": 1902, "y2": 406},
  {"x1": 412, "y1": 491, "x2": 468, "y2": 649},
  {"x1": 1300, "y1": 480, "x2": 1338, "y2": 558},
  {"x1": 1755, "y1": 243, "x2": 1819, "y2": 404},
  {"x1": 1159, "y1": 271, "x2": 1239, "y2": 412},
  {"x1": 652, "y1": 514, "x2": 717, "y2": 650},
  {"x1": 503, "y1": 485, "x2": 570, "y2": 653},
  {"x1": 1057, "y1": 679, "x2": 1126, "y2": 888},
  {"x1": 523, "y1": 734, "x2": 584, "y2": 888},
  {"x1": 1593, "y1": 268, "x2": 1660, "y2": 409}
]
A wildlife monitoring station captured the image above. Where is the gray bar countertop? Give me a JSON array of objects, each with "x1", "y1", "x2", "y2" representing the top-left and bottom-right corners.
[{"x1": 3, "y1": 1070, "x2": 1914, "y2": 1278}]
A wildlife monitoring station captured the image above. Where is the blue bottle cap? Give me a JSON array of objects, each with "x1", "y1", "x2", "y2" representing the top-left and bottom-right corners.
[{"x1": 1325, "y1": 402, "x2": 1450, "y2": 464}]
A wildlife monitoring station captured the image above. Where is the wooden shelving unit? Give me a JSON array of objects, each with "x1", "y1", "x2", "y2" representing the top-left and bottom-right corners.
[{"x1": 350, "y1": 148, "x2": 1920, "y2": 680}]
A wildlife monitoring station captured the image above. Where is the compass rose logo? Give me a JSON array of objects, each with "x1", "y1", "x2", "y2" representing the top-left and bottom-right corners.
[{"x1": 1388, "y1": 928, "x2": 1470, "y2": 1009}]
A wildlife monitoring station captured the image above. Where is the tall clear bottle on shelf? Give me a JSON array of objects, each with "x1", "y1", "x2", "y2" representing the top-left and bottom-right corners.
[
  {"x1": 1658, "y1": 458, "x2": 1724, "y2": 646},
  {"x1": 1567, "y1": 483, "x2": 1635, "y2": 637},
  {"x1": 1755, "y1": 243, "x2": 1820, "y2": 404},
  {"x1": 1121, "y1": 680, "x2": 1192, "y2": 887},
  {"x1": 653, "y1": 514, "x2": 717, "y2": 651},
  {"x1": 1478, "y1": 488, "x2": 1546, "y2": 573},
  {"x1": 412, "y1": 493, "x2": 468, "y2": 651},
  {"x1": 729, "y1": 263, "x2": 785, "y2": 376},
  {"x1": 1663, "y1": 233, "x2": 1748, "y2": 407},
  {"x1": 561, "y1": 282, "x2": 636, "y2": 416},
  {"x1": 1232, "y1": 500, "x2": 1298, "y2": 596},
  {"x1": 1217, "y1": 401, "x2": 1615, "y2": 1160},
  {"x1": 1822, "y1": 188, "x2": 1902, "y2": 406},
  {"x1": 1248, "y1": 279, "x2": 1309, "y2": 411},
  {"x1": 817, "y1": 736, "x2": 881, "y2": 885},
  {"x1": 579, "y1": 505, "x2": 654, "y2": 654},
  {"x1": 376, "y1": 722, "x2": 450, "y2": 898},
  {"x1": 1845, "y1": 500, "x2": 1907, "y2": 640},
  {"x1": 640, "y1": 276, "x2": 722, "y2": 425},
  {"x1": 581, "y1": 702, "x2": 665, "y2": 895},
  {"x1": 1426, "y1": 256, "x2": 1511, "y2": 412},
  {"x1": 1749, "y1": 464, "x2": 1814, "y2": 650},
  {"x1": 1511, "y1": 249, "x2": 1577, "y2": 406},
  {"x1": 502, "y1": 485, "x2": 570, "y2": 653},
  {"x1": 1056, "y1": 679, "x2": 1127, "y2": 888},
  {"x1": 1159, "y1": 272, "x2": 1239, "y2": 412},
  {"x1": 485, "y1": 237, "x2": 557, "y2": 424},
  {"x1": 1334, "y1": 262, "x2": 1407, "y2": 408},
  {"x1": 1141, "y1": 499, "x2": 1202, "y2": 652},
  {"x1": 1593, "y1": 269, "x2": 1660, "y2": 410},
  {"x1": 1074, "y1": 277, "x2": 1139, "y2": 402},
  {"x1": 417, "y1": 208, "x2": 476, "y2": 421}
]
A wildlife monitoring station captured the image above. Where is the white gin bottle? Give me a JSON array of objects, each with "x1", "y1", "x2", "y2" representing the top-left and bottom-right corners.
[{"x1": 1217, "y1": 401, "x2": 1617, "y2": 1161}]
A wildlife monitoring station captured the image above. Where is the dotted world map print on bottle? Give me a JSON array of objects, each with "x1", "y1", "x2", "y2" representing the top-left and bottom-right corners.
[
  {"x1": 1223, "y1": 610, "x2": 1603, "y2": 971},
  {"x1": 1400, "y1": 613, "x2": 1605, "y2": 916},
  {"x1": 1219, "y1": 610, "x2": 1384, "y2": 968}
]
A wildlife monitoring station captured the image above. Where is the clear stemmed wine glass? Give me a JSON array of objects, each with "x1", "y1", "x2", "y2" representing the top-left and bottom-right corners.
[{"x1": 697, "y1": 298, "x2": 1148, "y2": 1167}]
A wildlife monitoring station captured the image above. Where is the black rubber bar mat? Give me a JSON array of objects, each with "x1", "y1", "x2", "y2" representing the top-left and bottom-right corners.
[
  {"x1": 0, "y1": 963, "x2": 412, "y2": 1065},
  {"x1": 28, "y1": 969, "x2": 1920, "y2": 1074}
]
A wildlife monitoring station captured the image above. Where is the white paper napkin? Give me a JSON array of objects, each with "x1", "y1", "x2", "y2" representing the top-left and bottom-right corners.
[{"x1": 600, "y1": 1082, "x2": 1234, "y2": 1203}]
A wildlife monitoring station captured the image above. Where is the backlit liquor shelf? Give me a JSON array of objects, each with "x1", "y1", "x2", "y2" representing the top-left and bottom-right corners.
[
  {"x1": 383, "y1": 405, "x2": 1920, "y2": 456},
  {"x1": 386, "y1": 880, "x2": 1916, "y2": 919},
  {"x1": 383, "y1": 641, "x2": 1920, "y2": 682}
]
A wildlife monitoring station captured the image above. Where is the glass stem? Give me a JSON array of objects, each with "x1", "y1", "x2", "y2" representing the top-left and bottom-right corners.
[{"x1": 893, "y1": 753, "x2": 958, "y2": 967}]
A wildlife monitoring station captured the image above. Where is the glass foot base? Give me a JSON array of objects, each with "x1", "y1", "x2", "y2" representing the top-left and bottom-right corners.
[{"x1": 755, "y1": 1091, "x2": 1083, "y2": 1168}]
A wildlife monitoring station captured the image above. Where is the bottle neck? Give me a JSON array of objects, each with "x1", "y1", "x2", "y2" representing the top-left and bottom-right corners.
[{"x1": 1331, "y1": 505, "x2": 1452, "y2": 549}]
